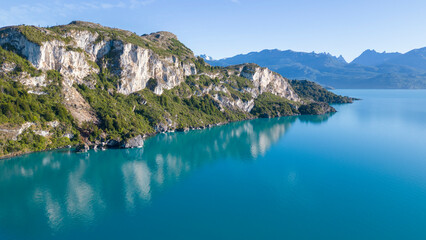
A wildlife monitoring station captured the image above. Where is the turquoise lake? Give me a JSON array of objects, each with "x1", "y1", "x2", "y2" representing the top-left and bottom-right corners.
[{"x1": 0, "y1": 89, "x2": 426, "y2": 239}]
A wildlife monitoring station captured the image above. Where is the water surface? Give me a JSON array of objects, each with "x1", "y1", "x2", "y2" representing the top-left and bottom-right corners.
[{"x1": 0, "y1": 90, "x2": 426, "y2": 239}]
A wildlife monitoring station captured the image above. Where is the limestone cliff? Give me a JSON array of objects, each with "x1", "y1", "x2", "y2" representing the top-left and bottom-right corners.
[
  {"x1": 0, "y1": 23, "x2": 200, "y2": 123},
  {"x1": 0, "y1": 22, "x2": 299, "y2": 117}
]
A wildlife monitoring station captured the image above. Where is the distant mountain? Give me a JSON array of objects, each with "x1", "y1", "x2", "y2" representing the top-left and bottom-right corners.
[
  {"x1": 385, "y1": 47, "x2": 426, "y2": 71},
  {"x1": 208, "y1": 49, "x2": 347, "y2": 68},
  {"x1": 351, "y1": 49, "x2": 402, "y2": 66},
  {"x1": 204, "y1": 48, "x2": 426, "y2": 89}
]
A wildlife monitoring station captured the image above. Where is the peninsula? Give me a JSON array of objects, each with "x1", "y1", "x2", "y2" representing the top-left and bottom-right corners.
[{"x1": 0, "y1": 21, "x2": 354, "y2": 158}]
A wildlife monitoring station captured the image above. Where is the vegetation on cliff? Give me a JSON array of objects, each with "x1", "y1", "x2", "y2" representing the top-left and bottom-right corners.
[
  {"x1": 290, "y1": 80, "x2": 355, "y2": 103},
  {"x1": 0, "y1": 48, "x2": 79, "y2": 155},
  {"x1": 251, "y1": 93, "x2": 298, "y2": 118}
]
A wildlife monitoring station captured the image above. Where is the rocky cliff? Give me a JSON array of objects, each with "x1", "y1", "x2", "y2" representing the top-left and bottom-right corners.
[
  {"x1": 0, "y1": 22, "x2": 200, "y2": 123},
  {"x1": 0, "y1": 21, "x2": 348, "y2": 158}
]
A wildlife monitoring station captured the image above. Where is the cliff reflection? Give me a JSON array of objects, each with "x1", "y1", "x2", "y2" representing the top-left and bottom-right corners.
[{"x1": 0, "y1": 115, "x2": 332, "y2": 238}]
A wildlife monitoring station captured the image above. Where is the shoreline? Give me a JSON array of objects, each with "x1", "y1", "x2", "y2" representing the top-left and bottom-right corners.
[
  {"x1": 0, "y1": 112, "x2": 307, "y2": 161},
  {"x1": 0, "y1": 145, "x2": 74, "y2": 161},
  {"x1": 0, "y1": 98, "x2": 354, "y2": 160}
]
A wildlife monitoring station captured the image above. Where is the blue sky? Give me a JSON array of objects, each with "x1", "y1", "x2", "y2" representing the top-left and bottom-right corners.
[{"x1": 1, "y1": 0, "x2": 426, "y2": 61}]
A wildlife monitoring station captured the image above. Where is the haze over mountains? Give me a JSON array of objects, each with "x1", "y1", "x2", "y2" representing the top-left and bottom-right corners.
[{"x1": 203, "y1": 48, "x2": 426, "y2": 89}]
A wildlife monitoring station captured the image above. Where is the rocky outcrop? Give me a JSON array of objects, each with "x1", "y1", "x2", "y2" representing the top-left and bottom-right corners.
[
  {"x1": 117, "y1": 43, "x2": 196, "y2": 95},
  {"x1": 0, "y1": 121, "x2": 64, "y2": 141},
  {"x1": 106, "y1": 139, "x2": 120, "y2": 148},
  {"x1": 213, "y1": 93, "x2": 255, "y2": 112},
  {"x1": 0, "y1": 62, "x2": 16, "y2": 73},
  {"x1": 0, "y1": 122, "x2": 34, "y2": 140},
  {"x1": 121, "y1": 135, "x2": 144, "y2": 148},
  {"x1": 0, "y1": 28, "x2": 98, "y2": 84},
  {"x1": 76, "y1": 143, "x2": 90, "y2": 153},
  {"x1": 233, "y1": 64, "x2": 299, "y2": 101}
]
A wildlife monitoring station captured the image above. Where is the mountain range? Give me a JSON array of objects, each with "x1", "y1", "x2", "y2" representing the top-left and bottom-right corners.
[{"x1": 204, "y1": 48, "x2": 426, "y2": 89}]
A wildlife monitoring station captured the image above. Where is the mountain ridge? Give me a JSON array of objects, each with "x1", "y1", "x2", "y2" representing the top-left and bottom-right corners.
[
  {"x1": 351, "y1": 49, "x2": 402, "y2": 66},
  {"x1": 204, "y1": 48, "x2": 426, "y2": 89}
]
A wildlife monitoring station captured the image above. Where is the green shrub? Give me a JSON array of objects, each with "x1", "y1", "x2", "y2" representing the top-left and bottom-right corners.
[
  {"x1": 15, "y1": 25, "x2": 71, "y2": 45},
  {"x1": 251, "y1": 93, "x2": 298, "y2": 118}
]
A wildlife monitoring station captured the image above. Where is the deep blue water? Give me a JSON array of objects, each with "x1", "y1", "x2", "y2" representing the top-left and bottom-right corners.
[{"x1": 0, "y1": 90, "x2": 426, "y2": 239}]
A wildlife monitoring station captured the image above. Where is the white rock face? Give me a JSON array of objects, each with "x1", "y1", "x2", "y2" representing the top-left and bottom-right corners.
[
  {"x1": 118, "y1": 43, "x2": 196, "y2": 95},
  {"x1": 47, "y1": 121, "x2": 60, "y2": 128},
  {"x1": 216, "y1": 95, "x2": 255, "y2": 112},
  {"x1": 0, "y1": 28, "x2": 41, "y2": 65},
  {"x1": 206, "y1": 65, "x2": 300, "y2": 112},
  {"x1": 237, "y1": 65, "x2": 299, "y2": 102},
  {"x1": 212, "y1": 89, "x2": 255, "y2": 113},
  {"x1": 19, "y1": 74, "x2": 47, "y2": 88},
  {"x1": 0, "y1": 28, "x2": 197, "y2": 95},
  {"x1": 1, "y1": 62, "x2": 16, "y2": 73},
  {"x1": 0, "y1": 120, "x2": 64, "y2": 140},
  {"x1": 0, "y1": 29, "x2": 98, "y2": 86},
  {"x1": 0, "y1": 122, "x2": 34, "y2": 140},
  {"x1": 63, "y1": 133, "x2": 75, "y2": 139},
  {"x1": 35, "y1": 130, "x2": 51, "y2": 137}
]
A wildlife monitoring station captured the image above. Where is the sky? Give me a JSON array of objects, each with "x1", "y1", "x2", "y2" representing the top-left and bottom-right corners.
[{"x1": 1, "y1": 0, "x2": 426, "y2": 62}]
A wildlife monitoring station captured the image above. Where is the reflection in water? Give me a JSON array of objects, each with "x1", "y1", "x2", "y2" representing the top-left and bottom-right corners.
[
  {"x1": 298, "y1": 112, "x2": 335, "y2": 125},
  {"x1": 122, "y1": 161, "x2": 152, "y2": 209},
  {"x1": 0, "y1": 115, "x2": 332, "y2": 238}
]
